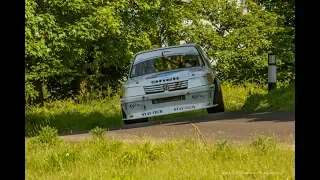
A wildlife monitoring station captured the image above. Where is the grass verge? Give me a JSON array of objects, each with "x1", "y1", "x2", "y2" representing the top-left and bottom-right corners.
[
  {"x1": 26, "y1": 83, "x2": 294, "y2": 136},
  {"x1": 26, "y1": 130, "x2": 294, "y2": 180}
]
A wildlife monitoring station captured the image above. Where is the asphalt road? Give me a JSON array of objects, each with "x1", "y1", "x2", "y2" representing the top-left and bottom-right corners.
[{"x1": 62, "y1": 111, "x2": 294, "y2": 142}]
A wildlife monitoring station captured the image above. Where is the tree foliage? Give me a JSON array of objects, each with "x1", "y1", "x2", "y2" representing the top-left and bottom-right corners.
[
  {"x1": 25, "y1": 0, "x2": 295, "y2": 103},
  {"x1": 256, "y1": 0, "x2": 295, "y2": 83}
]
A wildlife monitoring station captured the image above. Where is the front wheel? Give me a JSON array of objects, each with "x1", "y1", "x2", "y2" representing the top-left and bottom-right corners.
[{"x1": 206, "y1": 82, "x2": 225, "y2": 114}]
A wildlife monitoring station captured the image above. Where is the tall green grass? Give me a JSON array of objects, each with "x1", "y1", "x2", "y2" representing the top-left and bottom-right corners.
[
  {"x1": 25, "y1": 83, "x2": 294, "y2": 136},
  {"x1": 26, "y1": 128, "x2": 294, "y2": 180},
  {"x1": 26, "y1": 97, "x2": 122, "y2": 136}
]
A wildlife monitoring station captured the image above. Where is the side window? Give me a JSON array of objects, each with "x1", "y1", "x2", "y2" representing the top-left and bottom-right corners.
[{"x1": 199, "y1": 47, "x2": 213, "y2": 69}]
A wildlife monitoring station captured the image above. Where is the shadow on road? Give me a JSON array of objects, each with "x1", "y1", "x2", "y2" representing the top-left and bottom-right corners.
[
  {"x1": 61, "y1": 110, "x2": 294, "y2": 136},
  {"x1": 106, "y1": 111, "x2": 294, "y2": 132}
]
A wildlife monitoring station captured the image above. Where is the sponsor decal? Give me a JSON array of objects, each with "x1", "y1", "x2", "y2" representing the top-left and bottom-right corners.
[
  {"x1": 174, "y1": 107, "x2": 184, "y2": 111},
  {"x1": 192, "y1": 94, "x2": 207, "y2": 99},
  {"x1": 151, "y1": 77, "x2": 179, "y2": 84},
  {"x1": 129, "y1": 103, "x2": 144, "y2": 109},
  {"x1": 185, "y1": 105, "x2": 196, "y2": 110},
  {"x1": 173, "y1": 105, "x2": 196, "y2": 111},
  {"x1": 142, "y1": 110, "x2": 163, "y2": 116},
  {"x1": 158, "y1": 71, "x2": 178, "y2": 78},
  {"x1": 174, "y1": 81, "x2": 182, "y2": 89},
  {"x1": 145, "y1": 70, "x2": 183, "y2": 79}
]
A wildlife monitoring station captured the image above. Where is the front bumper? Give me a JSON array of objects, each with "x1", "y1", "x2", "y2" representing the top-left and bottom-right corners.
[{"x1": 121, "y1": 84, "x2": 216, "y2": 121}]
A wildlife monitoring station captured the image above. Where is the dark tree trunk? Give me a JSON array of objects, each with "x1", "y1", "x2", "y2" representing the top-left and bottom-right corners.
[
  {"x1": 74, "y1": 76, "x2": 82, "y2": 95},
  {"x1": 33, "y1": 80, "x2": 44, "y2": 106}
]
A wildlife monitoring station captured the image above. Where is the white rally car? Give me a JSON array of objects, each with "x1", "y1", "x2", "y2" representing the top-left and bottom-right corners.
[{"x1": 120, "y1": 44, "x2": 224, "y2": 124}]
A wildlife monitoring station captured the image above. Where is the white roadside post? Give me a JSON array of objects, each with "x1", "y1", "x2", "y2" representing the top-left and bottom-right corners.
[{"x1": 268, "y1": 54, "x2": 277, "y2": 92}]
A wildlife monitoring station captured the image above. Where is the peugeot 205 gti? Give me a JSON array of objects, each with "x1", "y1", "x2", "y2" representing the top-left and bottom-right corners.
[{"x1": 120, "y1": 44, "x2": 224, "y2": 124}]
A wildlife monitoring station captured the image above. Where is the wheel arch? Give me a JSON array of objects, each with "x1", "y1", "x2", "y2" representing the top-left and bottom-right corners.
[{"x1": 214, "y1": 77, "x2": 222, "y2": 91}]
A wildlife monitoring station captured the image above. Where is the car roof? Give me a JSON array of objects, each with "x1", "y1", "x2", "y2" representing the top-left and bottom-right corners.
[{"x1": 135, "y1": 43, "x2": 199, "y2": 55}]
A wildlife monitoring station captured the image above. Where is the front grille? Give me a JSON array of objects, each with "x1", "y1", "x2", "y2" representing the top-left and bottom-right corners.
[
  {"x1": 144, "y1": 84, "x2": 164, "y2": 94},
  {"x1": 144, "y1": 80, "x2": 188, "y2": 94}
]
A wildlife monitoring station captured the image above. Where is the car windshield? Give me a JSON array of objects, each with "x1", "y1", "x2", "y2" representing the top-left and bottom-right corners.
[
  {"x1": 130, "y1": 46, "x2": 203, "y2": 78},
  {"x1": 130, "y1": 54, "x2": 202, "y2": 78}
]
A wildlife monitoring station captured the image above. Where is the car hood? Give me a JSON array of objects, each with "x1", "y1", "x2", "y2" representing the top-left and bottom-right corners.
[{"x1": 125, "y1": 67, "x2": 209, "y2": 88}]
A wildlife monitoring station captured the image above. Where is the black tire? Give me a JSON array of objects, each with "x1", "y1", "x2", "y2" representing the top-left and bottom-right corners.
[
  {"x1": 122, "y1": 108, "x2": 148, "y2": 125},
  {"x1": 206, "y1": 82, "x2": 225, "y2": 114},
  {"x1": 121, "y1": 108, "x2": 127, "y2": 119}
]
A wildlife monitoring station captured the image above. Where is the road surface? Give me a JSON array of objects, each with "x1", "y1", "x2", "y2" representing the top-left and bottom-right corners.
[{"x1": 62, "y1": 111, "x2": 294, "y2": 142}]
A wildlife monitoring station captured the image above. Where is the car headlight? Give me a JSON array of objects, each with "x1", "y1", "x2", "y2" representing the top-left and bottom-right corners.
[
  {"x1": 120, "y1": 86, "x2": 126, "y2": 98},
  {"x1": 120, "y1": 85, "x2": 145, "y2": 98},
  {"x1": 206, "y1": 73, "x2": 214, "y2": 84},
  {"x1": 126, "y1": 86, "x2": 145, "y2": 97},
  {"x1": 188, "y1": 74, "x2": 215, "y2": 88},
  {"x1": 188, "y1": 77, "x2": 208, "y2": 88}
]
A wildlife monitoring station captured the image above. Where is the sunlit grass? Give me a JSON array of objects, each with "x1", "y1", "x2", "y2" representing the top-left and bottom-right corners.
[{"x1": 26, "y1": 131, "x2": 294, "y2": 180}]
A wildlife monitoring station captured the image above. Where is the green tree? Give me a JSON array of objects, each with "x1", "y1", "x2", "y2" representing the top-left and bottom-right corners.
[
  {"x1": 26, "y1": 0, "x2": 135, "y2": 101},
  {"x1": 183, "y1": 0, "x2": 279, "y2": 83},
  {"x1": 256, "y1": 0, "x2": 295, "y2": 83},
  {"x1": 26, "y1": 0, "x2": 69, "y2": 104},
  {"x1": 26, "y1": 0, "x2": 295, "y2": 104}
]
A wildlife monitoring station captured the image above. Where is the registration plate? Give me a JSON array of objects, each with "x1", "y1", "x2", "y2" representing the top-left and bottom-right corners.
[{"x1": 152, "y1": 95, "x2": 185, "y2": 104}]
